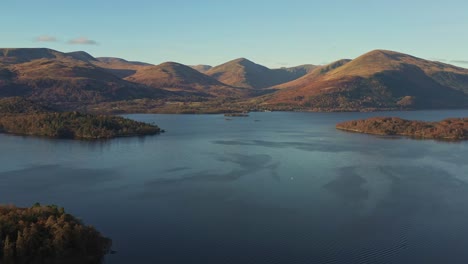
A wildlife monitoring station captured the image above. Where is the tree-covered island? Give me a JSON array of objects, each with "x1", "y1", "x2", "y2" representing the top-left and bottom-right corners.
[{"x1": 336, "y1": 117, "x2": 468, "y2": 140}]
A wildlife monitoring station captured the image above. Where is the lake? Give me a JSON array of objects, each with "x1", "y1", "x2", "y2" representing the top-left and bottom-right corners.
[{"x1": 1, "y1": 110, "x2": 468, "y2": 264}]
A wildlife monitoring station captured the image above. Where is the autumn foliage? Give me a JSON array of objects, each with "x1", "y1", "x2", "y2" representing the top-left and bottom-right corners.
[
  {"x1": 0, "y1": 112, "x2": 160, "y2": 139},
  {"x1": 0, "y1": 204, "x2": 111, "y2": 264},
  {"x1": 336, "y1": 117, "x2": 468, "y2": 140},
  {"x1": 0, "y1": 97, "x2": 161, "y2": 139}
]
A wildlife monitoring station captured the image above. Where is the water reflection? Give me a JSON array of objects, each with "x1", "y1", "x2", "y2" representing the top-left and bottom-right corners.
[{"x1": 146, "y1": 153, "x2": 279, "y2": 186}]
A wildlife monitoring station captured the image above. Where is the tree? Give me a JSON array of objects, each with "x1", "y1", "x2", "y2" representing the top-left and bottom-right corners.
[{"x1": 3, "y1": 235, "x2": 14, "y2": 263}]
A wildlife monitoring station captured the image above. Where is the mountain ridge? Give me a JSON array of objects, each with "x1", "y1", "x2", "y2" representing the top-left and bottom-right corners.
[
  {"x1": 206, "y1": 58, "x2": 317, "y2": 89},
  {"x1": 263, "y1": 49, "x2": 468, "y2": 110},
  {"x1": 1, "y1": 48, "x2": 467, "y2": 113}
]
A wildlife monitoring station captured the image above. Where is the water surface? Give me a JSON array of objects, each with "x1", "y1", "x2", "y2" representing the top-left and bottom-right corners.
[{"x1": 1, "y1": 111, "x2": 467, "y2": 264}]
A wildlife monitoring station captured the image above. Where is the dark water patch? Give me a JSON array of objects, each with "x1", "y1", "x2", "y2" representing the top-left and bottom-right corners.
[
  {"x1": 324, "y1": 167, "x2": 369, "y2": 204},
  {"x1": 163, "y1": 166, "x2": 191, "y2": 173},
  {"x1": 212, "y1": 139, "x2": 367, "y2": 153},
  {"x1": 145, "y1": 153, "x2": 278, "y2": 187},
  {"x1": 216, "y1": 153, "x2": 272, "y2": 168},
  {"x1": 212, "y1": 139, "x2": 432, "y2": 159}
]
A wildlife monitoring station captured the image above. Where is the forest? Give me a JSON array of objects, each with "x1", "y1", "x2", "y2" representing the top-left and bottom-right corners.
[
  {"x1": 336, "y1": 117, "x2": 468, "y2": 140},
  {"x1": 0, "y1": 204, "x2": 111, "y2": 264},
  {"x1": 0, "y1": 97, "x2": 161, "y2": 139}
]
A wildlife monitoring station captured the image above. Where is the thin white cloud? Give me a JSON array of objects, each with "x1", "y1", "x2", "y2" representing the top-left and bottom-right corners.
[
  {"x1": 68, "y1": 37, "x2": 98, "y2": 45},
  {"x1": 35, "y1": 35, "x2": 57, "y2": 42},
  {"x1": 430, "y1": 58, "x2": 447, "y2": 62},
  {"x1": 451, "y1": 60, "x2": 468, "y2": 65}
]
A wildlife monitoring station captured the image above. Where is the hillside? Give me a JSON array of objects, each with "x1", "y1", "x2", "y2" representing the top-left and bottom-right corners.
[
  {"x1": 2, "y1": 48, "x2": 468, "y2": 113},
  {"x1": 125, "y1": 62, "x2": 248, "y2": 97},
  {"x1": 263, "y1": 50, "x2": 468, "y2": 110},
  {"x1": 337, "y1": 117, "x2": 468, "y2": 140},
  {"x1": 0, "y1": 48, "x2": 62, "y2": 64},
  {"x1": 205, "y1": 58, "x2": 316, "y2": 89},
  {"x1": 0, "y1": 48, "x2": 167, "y2": 108},
  {"x1": 93, "y1": 57, "x2": 152, "y2": 78},
  {"x1": 191, "y1": 64, "x2": 212, "y2": 73},
  {"x1": 0, "y1": 97, "x2": 52, "y2": 113}
]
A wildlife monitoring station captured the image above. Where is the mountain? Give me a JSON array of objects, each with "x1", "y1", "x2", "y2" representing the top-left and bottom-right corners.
[
  {"x1": 96, "y1": 57, "x2": 151, "y2": 66},
  {"x1": 190, "y1": 65, "x2": 212, "y2": 73},
  {"x1": 264, "y1": 50, "x2": 468, "y2": 110},
  {"x1": 124, "y1": 62, "x2": 247, "y2": 97},
  {"x1": 0, "y1": 48, "x2": 61, "y2": 63},
  {"x1": 2, "y1": 48, "x2": 467, "y2": 113},
  {"x1": 66, "y1": 51, "x2": 98, "y2": 62},
  {"x1": 92, "y1": 57, "x2": 153, "y2": 78},
  {"x1": 274, "y1": 64, "x2": 318, "y2": 78},
  {"x1": 0, "y1": 48, "x2": 165, "y2": 107},
  {"x1": 205, "y1": 58, "x2": 317, "y2": 89}
]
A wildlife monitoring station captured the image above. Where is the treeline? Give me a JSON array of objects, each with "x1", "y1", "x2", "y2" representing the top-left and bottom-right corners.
[
  {"x1": 0, "y1": 204, "x2": 111, "y2": 264},
  {"x1": 0, "y1": 97, "x2": 52, "y2": 114},
  {"x1": 336, "y1": 117, "x2": 468, "y2": 140},
  {"x1": 0, "y1": 97, "x2": 161, "y2": 139}
]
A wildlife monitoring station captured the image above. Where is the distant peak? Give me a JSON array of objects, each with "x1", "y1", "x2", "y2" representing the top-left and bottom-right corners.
[
  {"x1": 66, "y1": 51, "x2": 96, "y2": 62},
  {"x1": 158, "y1": 61, "x2": 187, "y2": 68},
  {"x1": 231, "y1": 57, "x2": 255, "y2": 64},
  {"x1": 1, "y1": 47, "x2": 56, "y2": 53},
  {"x1": 97, "y1": 57, "x2": 128, "y2": 63},
  {"x1": 351, "y1": 49, "x2": 418, "y2": 64},
  {"x1": 361, "y1": 49, "x2": 408, "y2": 58},
  {"x1": 366, "y1": 49, "x2": 400, "y2": 55},
  {"x1": 233, "y1": 57, "x2": 249, "y2": 62},
  {"x1": 0, "y1": 48, "x2": 61, "y2": 63}
]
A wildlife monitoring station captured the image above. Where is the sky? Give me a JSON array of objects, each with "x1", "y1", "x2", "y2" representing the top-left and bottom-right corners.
[{"x1": 2, "y1": 0, "x2": 468, "y2": 68}]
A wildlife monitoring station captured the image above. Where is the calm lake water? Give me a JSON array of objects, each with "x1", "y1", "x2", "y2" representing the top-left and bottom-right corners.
[{"x1": 1, "y1": 111, "x2": 468, "y2": 264}]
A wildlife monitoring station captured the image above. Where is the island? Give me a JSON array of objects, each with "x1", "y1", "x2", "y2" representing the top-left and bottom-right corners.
[
  {"x1": 336, "y1": 117, "x2": 468, "y2": 140},
  {"x1": 0, "y1": 203, "x2": 111, "y2": 264},
  {"x1": 0, "y1": 97, "x2": 161, "y2": 139}
]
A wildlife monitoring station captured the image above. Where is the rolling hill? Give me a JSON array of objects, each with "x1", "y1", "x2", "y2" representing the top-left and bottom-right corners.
[
  {"x1": 1, "y1": 48, "x2": 467, "y2": 113},
  {"x1": 124, "y1": 62, "x2": 248, "y2": 97},
  {"x1": 0, "y1": 48, "x2": 169, "y2": 108},
  {"x1": 263, "y1": 50, "x2": 468, "y2": 110},
  {"x1": 205, "y1": 58, "x2": 317, "y2": 89},
  {"x1": 93, "y1": 57, "x2": 153, "y2": 78}
]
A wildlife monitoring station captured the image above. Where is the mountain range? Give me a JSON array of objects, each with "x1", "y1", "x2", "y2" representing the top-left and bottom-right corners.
[{"x1": 1, "y1": 48, "x2": 467, "y2": 113}]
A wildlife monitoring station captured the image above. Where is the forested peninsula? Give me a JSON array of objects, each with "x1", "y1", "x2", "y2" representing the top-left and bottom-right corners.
[{"x1": 0, "y1": 97, "x2": 161, "y2": 139}]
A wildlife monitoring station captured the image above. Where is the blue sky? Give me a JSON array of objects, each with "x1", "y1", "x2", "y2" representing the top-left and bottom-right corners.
[{"x1": 3, "y1": 0, "x2": 468, "y2": 68}]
